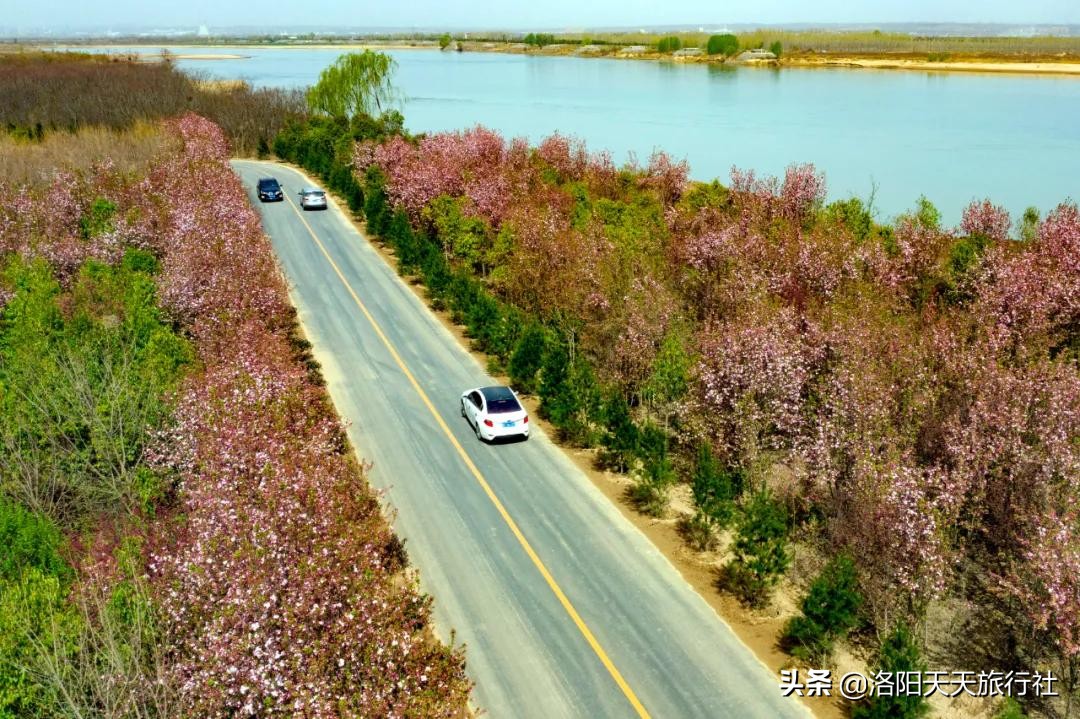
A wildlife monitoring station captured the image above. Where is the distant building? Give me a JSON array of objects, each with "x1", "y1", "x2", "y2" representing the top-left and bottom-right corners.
[
  {"x1": 673, "y1": 47, "x2": 704, "y2": 57},
  {"x1": 733, "y1": 49, "x2": 777, "y2": 62},
  {"x1": 197, "y1": 24, "x2": 210, "y2": 37}
]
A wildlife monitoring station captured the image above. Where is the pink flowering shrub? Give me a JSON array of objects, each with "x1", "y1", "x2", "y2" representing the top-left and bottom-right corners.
[
  {"x1": 640, "y1": 150, "x2": 689, "y2": 206},
  {"x1": 137, "y1": 114, "x2": 470, "y2": 716},
  {"x1": 861, "y1": 214, "x2": 953, "y2": 294},
  {"x1": 536, "y1": 132, "x2": 589, "y2": 180},
  {"x1": 942, "y1": 358, "x2": 1080, "y2": 547},
  {"x1": 146, "y1": 117, "x2": 291, "y2": 342},
  {"x1": 694, "y1": 307, "x2": 820, "y2": 464},
  {"x1": 960, "y1": 198, "x2": 1012, "y2": 242},
  {"x1": 975, "y1": 202, "x2": 1080, "y2": 357},
  {"x1": 839, "y1": 458, "x2": 952, "y2": 627},
  {"x1": 779, "y1": 163, "x2": 826, "y2": 222},
  {"x1": 363, "y1": 126, "x2": 526, "y2": 227},
  {"x1": 151, "y1": 328, "x2": 467, "y2": 717},
  {"x1": 1005, "y1": 508, "x2": 1080, "y2": 660}
]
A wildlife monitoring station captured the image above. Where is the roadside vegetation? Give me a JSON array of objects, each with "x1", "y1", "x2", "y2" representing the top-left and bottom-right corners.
[
  {"x1": 354, "y1": 127, "x2": 1077, "y2": 716},
  {"x1": 257, "y1": 50, "x2": 1080, "y2": 714},
  {"x1": 0, "y1": 52, "x2": 471, "y2": 717}
]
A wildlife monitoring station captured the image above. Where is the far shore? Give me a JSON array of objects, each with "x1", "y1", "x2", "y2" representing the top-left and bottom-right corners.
[
  {"x1": 52, "y1": 41, "x2": 1080, "y2": 77},
  {"x1": 785, "y1": 54, "x2": 1080, "y2": 76}
]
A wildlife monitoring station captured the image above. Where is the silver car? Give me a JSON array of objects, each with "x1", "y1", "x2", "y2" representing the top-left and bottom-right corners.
[{"x1": 299, "y1": 187, "x2": 327, "y2": 210}]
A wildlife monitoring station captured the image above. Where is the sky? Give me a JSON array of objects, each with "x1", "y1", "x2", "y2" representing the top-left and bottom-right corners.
[{"x1": 5, "y1": 0, "x2": 1080, "y2": 32}]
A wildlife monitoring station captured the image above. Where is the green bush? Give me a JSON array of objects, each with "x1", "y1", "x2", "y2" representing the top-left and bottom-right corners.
[
  {"x1": 994, "y1": 698, "x2": 1026, "y2": 719},
  {"x1": 823, "y1": 197, "x2": 874, "y2": 244},
  {"x1": 419, "y1": 244, "x2": 453, "y2": 304},
  {"x1": 943, "y1": 233, "x2": 991, "y2": 304},
  {"x1": 628, "y1": 423, "x2": 675, "y2": 517},
  {"x1": 539, "y1": 336, "x2": 604, "y2": 445},
  {"x1": 0, "y1": 256, "x2": 190, "y2": 527},
  {"x1": 0, "y1": 498, "x2": 71, "y2": 584},
  {"x1": 642, "y1": 329, "x2": 691, "y2": 423},
  {"x1": 121, "y1": 247, "x2": 160, "y2": 276},
  {"x1": 1019, "y1": 207, "x2": 1040, "y2": 243},
  {"x1": 463, "y1": 291, "x2": 503, "y2": 353},
  {"x1": 574, "y1": 361, "x2": 603, "y2": 444},
  {"x1": 0, "y1": 501, "x2": 78, "y2": 718},
  {"x1": 677, "y1": 511, "x2": 718, "y2": 551},
  {"x1": 707, "y1": 34, "x2": 739, "y2": 56},
  {"x1": 509, "y1": 323, "x2": 548, "y2": 394},
  {"x1": 0, "y1": 567, "x2": 81, "y2": 717},
  {"x1": 446, "y1": 270, "x2": 479, "y2": 323},
  {"x1": 852, "y1": 623, "x2": 929, "y2": 719},
  {"x1": 769, "y1": 40, "x2": 783, "y2": 58},
  {"x1": 691, "y1": 444, "x2": 742, "y2": 529},
  {"x1": 657, "y1": 36, "x2": 683, "y2": 53},
  {"x1": 638, "y1": 423, "x2": 675, "y2": 486},
  {"x1": 598, "y1": 389, "x2": 639, "y2": 473},
  {"x1": 385, "y1": 208, "x2": 419, "y2": 272},
  {"x1": 363, "y1": 166, "x2": 391, "y2": 236},
  {"x1": 724, "y1": 491, "x2": 790, "y2": 606},
  {"x1": 782, "y1": 554, "x2": 863, "y2": 662},
  {"x1": 78, "y1": 197, "x2": 117, "y2": 240},
  {"x1": 523, "y1": 33, "x2": 556, "y2": 48}
]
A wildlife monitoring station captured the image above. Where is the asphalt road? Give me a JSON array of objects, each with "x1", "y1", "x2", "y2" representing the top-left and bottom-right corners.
[{"x1": 233, "y1": 160, "x2": 812, "y2": 719}]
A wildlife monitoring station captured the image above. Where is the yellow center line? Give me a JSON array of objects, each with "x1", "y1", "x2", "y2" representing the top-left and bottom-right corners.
[{"x1": 272, "y1": 170, "x2": 650, "y2": 719}]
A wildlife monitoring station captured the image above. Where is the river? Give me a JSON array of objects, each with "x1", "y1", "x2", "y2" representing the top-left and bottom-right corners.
[{"x1": 58, "y1": 45, "x2": 1080, "y2": 224}]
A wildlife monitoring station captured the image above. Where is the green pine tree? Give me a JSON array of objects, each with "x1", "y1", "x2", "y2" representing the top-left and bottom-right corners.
[
  {"x1": 538, "y1": 338, "x2": 571, "y2": 420},
  {"x1": 599, "y1": 389, "x2": 639, "y2": 473},
  {"x1": 783, "y1": 554, "x2": 863, "y2": 662},
  {"x1": 691, "y1": 444, "x2": 742, "y2": 529},
  {"x1": 509, "y1": 323, "x2": 547, "y2": 394},
  {"x1": 725, "y1": 491, "x2": 790, "y2": 606},
  {"x1": 852, "y1": 623, "x2": 930, "y2": 719}
]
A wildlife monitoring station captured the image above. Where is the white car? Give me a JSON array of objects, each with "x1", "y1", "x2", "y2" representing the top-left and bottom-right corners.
[
  {"x1": 461, "y1": 386, "x2": 530, "y2": 442},
  {"x1": 298, "y1": 187, "x2": 328, "y2": 210}
]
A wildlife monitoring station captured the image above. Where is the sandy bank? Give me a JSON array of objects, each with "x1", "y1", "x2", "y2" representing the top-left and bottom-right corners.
[
  {"x1": 134, "y1": 52, "x2": 247, "y2": 61},
  {"x1": 172, "y1": 53, "x2": 247, "y2": 60},
  {"x1": 787, "y1": 54, "x2": 1080, "y2": 76}
]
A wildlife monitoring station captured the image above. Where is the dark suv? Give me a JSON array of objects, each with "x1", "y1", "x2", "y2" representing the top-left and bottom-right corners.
[{"x1": 257, "y1": 177, "x2": 283, "y2": 202}]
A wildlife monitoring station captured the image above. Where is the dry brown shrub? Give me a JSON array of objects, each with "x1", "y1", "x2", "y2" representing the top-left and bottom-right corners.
[{"x1": 0, "y1": 122, "x2": 176, "y2": 186}]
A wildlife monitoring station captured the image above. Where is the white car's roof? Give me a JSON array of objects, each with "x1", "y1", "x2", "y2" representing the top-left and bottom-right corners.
[{"x1": 301, "y1": 187, "x2": 324, "y2": 194}]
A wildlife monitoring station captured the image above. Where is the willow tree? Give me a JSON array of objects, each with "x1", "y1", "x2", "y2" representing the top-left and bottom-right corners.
[{"x1": 306, "y1": 50, "x2": 398, "y2": 118}]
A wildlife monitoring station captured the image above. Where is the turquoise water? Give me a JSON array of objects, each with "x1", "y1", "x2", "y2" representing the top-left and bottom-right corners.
[{"x1": 63, "y1": 45, "x2": 1080, "y2": 223}]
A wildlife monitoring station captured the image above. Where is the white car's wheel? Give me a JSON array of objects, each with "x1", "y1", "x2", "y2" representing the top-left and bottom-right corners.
[{"x1": 474, "y1": 422, "x2": 484, "y2": 442}]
